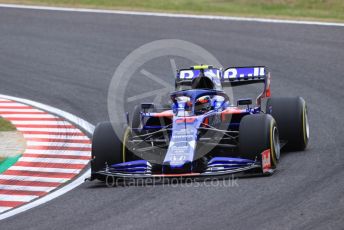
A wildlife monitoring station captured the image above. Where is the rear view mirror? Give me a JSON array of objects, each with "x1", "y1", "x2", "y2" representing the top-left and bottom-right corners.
[
  {"x1": 141, "y1": 103, "x2": 155, "y2": 110},
  {"x1": 237, "y1": 99, "x2": 252, "y2": 106}
]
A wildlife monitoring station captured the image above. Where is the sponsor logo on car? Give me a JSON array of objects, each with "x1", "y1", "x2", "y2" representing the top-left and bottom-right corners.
[{"x1": 261, "y1": 149, "x2": 271, "y2": 173}]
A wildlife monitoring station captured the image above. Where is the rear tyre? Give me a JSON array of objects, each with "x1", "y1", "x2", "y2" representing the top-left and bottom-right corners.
[
  {"x1": 239, "y1": 114, "x2": 280, "y2": 169},
  {"x1": 266, "y1": 97, "x2": 309, "y2": 150},
  {"x1": 131, "y1": 105, "x2": 142, "y2": 134},
  {"x1": 91, "y1": 122, "x2": 126, "y2": 181}
]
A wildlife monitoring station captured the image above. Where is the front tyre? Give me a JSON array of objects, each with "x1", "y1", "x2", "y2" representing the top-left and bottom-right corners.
[
  {"x1": 91, "y1": 122, "x2": 126, "y2": 181},
  {"x1": 239, "y1": 114, "x2": 280, "y2": 169}
]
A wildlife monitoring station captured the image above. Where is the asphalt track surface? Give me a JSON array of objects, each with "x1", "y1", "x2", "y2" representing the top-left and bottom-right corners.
[{"x1": 0, "y1": 7, "x2": 344, "y2": 230}]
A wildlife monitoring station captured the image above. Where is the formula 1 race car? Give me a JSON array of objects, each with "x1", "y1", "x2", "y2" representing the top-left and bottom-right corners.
[{"x1": 90, "y1": 65, "x2": 309, "y2": 182}]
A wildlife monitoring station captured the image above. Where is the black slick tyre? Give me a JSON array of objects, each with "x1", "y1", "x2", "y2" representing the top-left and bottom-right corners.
[
  {"x1": 91, "y1": 122, "x2": 125, "y2": 181},
  {"x1": 239, "y1": 114, "x2": 280, "y2": 169},
  {"x1": 266, "y1": 97, "x2": 309, "y2": 150}
]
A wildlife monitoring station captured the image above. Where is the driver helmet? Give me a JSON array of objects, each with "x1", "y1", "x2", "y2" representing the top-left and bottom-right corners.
[{"x1": 195, "y1": 95, "x2": 212, "y2": 115}]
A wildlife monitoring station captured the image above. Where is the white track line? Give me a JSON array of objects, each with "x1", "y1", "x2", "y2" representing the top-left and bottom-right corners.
[
  {"x1": 24, "y1": 149, "x2": 90, "y2": 156},
  {"x1": 19, "y1": 157, "x2": 89, "y2": 164},
  {"x1": 9, "y1": 166, "x2": 81, "y2": 174},
  {"x1": 0, "y1": 185, "x2": 56, "y2": 192},
  {"x1": 0, "y1": 109, "x2": 44, "y2": 112},
  {"x1": 0, "y1": 175, "x2": 68, "y2": 183},
  {"x1": 11, "y1": 121, "x2": 70, "y2": 125},
  {"x1": 0, "y1": 103, "x2": 30, "y2": 107},
  {"x1": 26, "y1": 141, "x2": 91, "y2": 148},
  {"x1": 8, "y1": 167, "x2": 80, "y2": 174},
  {"x1": 23, "y1": 134, "x2": 89, "y2": 139},
  {"x1": 16, "y1": 127, "x2": 82, "y2": 133},
  {"x1": 0, "y1": 207, "x2": 12, "y2": 213},
  {"x1": 0, "y1": 195, "x2": 38, "y2": 202},
  {"x1": 0, "y1": 94, "x2": 94, "y2": 220},
  {"x1": 2, "y1": 114, "x2": 57, "y2": 118},
  {"x1": 0, "y1": 3, "x2": 343, "y2": 27}
]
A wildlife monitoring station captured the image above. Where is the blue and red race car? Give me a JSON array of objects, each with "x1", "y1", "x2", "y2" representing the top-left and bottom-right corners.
[{"x1": 90, "y1": 65, "x2": 309, "y2": 182}]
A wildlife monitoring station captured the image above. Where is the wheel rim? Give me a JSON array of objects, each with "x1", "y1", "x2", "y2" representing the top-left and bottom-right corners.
[
  {"x1": 272, "y1": 126, "x2": 281, "y2": 162},
  {"x1": 122, "y1": 127, "x2": 131, "y2": 162},
  {"x1": 304, "y1": 107, "x2": 310, "y2": 143}
]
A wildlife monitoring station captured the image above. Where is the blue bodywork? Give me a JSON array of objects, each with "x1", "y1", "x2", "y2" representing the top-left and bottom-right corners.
[{"x1": 100, "y1": 66, "x2": 272, "y2": 178}]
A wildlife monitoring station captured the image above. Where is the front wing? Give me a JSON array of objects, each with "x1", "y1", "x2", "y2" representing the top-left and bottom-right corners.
[{"x1": 91, "y1": 151, "x2": 274, "y2": 181}]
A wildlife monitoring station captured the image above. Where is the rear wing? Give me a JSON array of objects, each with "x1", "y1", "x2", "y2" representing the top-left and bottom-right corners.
[
  {"x1": 222, "y1": 66, "x2": 271, "y2": 104},
  {"x1": 176, "y1": 66, "x2": 268, "y2": 85},
  {"x1": 221, "y1": 66, "x2": 267, "y2": 86},
  {"x1": 175, "y1": 66, "x2": 222, "y2": 90},
  {"x1": 175, "y1": 65, "x2": 271, "y2": 105}
]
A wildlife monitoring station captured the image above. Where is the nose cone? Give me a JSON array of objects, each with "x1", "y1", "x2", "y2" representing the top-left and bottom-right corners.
[
  {"x1": 163, "y1": 116, "x2": 200, "y2": 174},
  {"x1": 162, "y1": 161, "x2": 192, "y2": 174}
]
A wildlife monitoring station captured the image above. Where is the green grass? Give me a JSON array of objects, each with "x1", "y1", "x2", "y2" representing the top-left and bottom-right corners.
[
  {"x1": 1, "y1": 0, "x2": 344, "y2": 22},
  {"x1": 0, "y1": 116, "x2": 16, "y2": 131},
  {"x1": 0, "y1": 117, "x2": 16, "y2": 164}
]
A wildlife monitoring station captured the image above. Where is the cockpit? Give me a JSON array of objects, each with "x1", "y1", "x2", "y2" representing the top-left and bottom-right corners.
[{"x1": 171, "y1": 89, "x2": 229, "y2": 117}]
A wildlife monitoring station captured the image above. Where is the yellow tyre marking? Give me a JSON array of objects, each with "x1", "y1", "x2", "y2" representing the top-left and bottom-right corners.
[
  {"x1": 302, "y1": 103, "x2": 307, "y2": 145},
  {"x1": 122, "y1": 127, "x2": 130, "y2": 162},
  {"x1": 270, "y1": 120, "x2": 277, "y2": 167}
]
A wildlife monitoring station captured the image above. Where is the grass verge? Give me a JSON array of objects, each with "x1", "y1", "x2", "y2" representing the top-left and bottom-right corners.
[
  {"x1": 1, "y1": 0, "x2": 344, "y2": 22},
  {"x1": 0, "y1": 116, "x2": 16, "y2": 132},
  {"x1": 0, "y1": 117, "x2": 16, "y2": 164}
]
